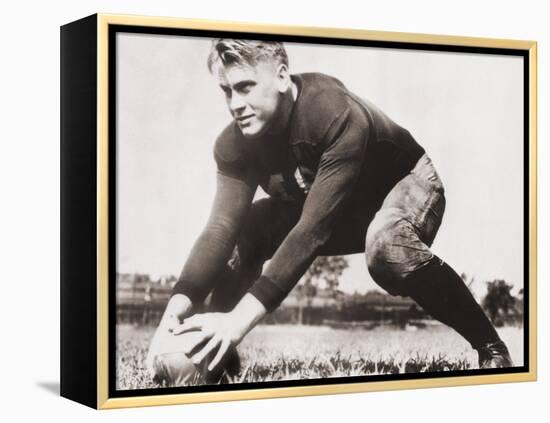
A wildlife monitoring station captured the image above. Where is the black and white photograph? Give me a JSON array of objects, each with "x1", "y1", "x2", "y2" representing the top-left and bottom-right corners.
[
  {"x1": 113, "y1": 29, "x2": 527, "y2": 393},
  {"x1": 5, "y1": 0, "x2": 549, "y2": 418}
]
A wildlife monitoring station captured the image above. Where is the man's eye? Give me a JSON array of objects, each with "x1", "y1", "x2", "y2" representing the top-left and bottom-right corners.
[{"x1": 237, "y1": 83, "x2": 254, "y2": 94}]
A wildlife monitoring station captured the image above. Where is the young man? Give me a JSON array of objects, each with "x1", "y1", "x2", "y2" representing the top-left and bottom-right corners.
[{"x1": 146, "y1": 39, "x2": 512, "y2": 385}]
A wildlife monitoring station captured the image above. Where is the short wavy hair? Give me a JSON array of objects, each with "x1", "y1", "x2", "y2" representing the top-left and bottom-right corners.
[{"x1": 207, "y1": 39, "x2": 289, "y2": 73}]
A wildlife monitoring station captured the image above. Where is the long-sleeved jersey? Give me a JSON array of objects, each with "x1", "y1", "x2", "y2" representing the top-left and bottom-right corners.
[{"x1": 172, "y1": 72, "x2": 425, "y2": 312}]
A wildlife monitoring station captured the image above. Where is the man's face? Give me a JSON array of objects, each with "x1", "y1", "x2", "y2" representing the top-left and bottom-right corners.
[{"x1": 216, "y1": 60, "x2": 287, "y2": 139}]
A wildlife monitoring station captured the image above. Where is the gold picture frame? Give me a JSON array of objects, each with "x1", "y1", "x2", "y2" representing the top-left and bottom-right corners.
[{"x1": 60, "y1": 13, "x2": 537, "y2": 409}]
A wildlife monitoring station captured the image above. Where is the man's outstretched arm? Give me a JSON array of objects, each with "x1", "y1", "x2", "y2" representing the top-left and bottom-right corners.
[
  {"x1": 170, "y1": 171, "x2": 257, "y2": 306},
  {"x1": 146, "y1": 171, "x2": 256, "y2": 373}
]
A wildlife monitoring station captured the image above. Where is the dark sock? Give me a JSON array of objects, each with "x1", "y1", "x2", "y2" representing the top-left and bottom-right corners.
[{"x1": 402, "y1": 256, "x2": 500, "y2": 349}]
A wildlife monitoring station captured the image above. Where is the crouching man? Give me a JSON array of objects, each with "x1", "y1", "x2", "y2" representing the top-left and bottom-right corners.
[{"x1": 146, "y1": 38, "x2": 512, "y2": 386}]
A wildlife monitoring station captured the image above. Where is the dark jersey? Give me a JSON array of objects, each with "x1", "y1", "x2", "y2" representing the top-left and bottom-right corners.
[{"x1": 173, "y1": 72, "x2": 425, "y2": 312}]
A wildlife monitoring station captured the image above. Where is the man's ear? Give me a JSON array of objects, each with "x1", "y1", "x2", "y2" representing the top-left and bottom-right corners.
[{"x1": 275, "y1": 64, "x2": 291, "y2": 93}]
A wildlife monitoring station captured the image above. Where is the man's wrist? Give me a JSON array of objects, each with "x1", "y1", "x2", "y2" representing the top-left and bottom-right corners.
[
  {"x1": 164, "y1": 294, "x2": 193, "y2": 322},
  {"x1": 247, "y1": 275, "x2": 287, "y2": 313},
  {"x1": 229, "y1": 293, "x2": 267, "y2": 341}
]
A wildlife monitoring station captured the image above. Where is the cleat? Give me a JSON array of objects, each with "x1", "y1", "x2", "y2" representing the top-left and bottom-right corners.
[{"x1": 477, "y1": 340, "x2": 513, "y2": 369}]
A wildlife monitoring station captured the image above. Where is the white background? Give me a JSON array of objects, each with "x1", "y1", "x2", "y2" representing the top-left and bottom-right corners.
[{"x1": 0, "y1": 0, "x2": 546, "y2": 421}]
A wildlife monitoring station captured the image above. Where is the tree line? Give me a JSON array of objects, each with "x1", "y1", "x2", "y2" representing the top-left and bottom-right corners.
[{"x1": 116, "y1": 256, "x2": 523, "y2": 327}]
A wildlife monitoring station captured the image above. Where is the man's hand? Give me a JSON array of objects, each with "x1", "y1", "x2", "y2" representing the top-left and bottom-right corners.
[
  {"x1": 171, "y1": 312, "x2": 245, "y2": 372},
  {"x1": 145, "y1": 294, "x2": 193, "y2": 375},
  {"x1": 171, "y1": 293, "x2": 267, "y2": 372}
]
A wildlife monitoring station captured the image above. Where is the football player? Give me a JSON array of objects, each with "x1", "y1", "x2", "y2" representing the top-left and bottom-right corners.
[{"x1": 147, "y1": 39, "x2": 512, "y2": 385}]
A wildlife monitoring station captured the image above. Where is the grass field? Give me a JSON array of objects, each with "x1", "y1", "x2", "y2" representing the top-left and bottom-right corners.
[{"x1": 116, "y1": 323, "x2": 523, "y2": 390}]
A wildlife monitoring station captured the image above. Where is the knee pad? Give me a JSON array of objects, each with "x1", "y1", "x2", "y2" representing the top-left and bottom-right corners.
[{"x1": 365, "y1": 208, "x2": 433, "y2": 295}]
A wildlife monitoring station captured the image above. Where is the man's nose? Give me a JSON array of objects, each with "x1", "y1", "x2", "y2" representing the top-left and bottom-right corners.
[{"x1": 229, "y1": 93, "x2": 246, "y2": 113}]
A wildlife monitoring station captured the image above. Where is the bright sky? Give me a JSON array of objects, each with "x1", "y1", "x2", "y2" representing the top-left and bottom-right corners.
[{"x1": 116, "y1": 33, "x2": 524, "y2": 299}]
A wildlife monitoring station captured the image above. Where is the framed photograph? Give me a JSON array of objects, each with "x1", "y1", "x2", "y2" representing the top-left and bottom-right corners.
[{"x1": 60, "y1": 13, "x2": 537, "y2": 409}]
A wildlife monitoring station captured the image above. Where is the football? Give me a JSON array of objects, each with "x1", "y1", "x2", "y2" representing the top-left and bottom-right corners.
[
  {"x1": 150, "y1": 330, "x2": 205, "y2": 386},
  {"x1": 152, "y1": 351, "x2": 201, "y2": 386},
  {"x1": 150, "y1": 330, "x2": 241, "y2": 387}
]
